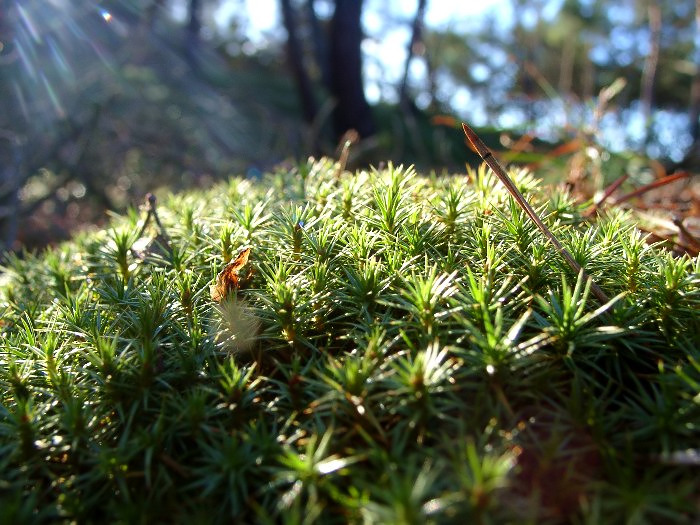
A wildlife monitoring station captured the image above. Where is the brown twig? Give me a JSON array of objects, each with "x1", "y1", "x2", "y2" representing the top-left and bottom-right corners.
[
  {"x1": 672, "y1": 214, "x2": 700, "y2": 253},
  {"x1": 132, "y1": 193, "x2": 172, "y2": 261},
  {"x1": 584, "y1": 173, "x2": 629, "y2": 216},
  {"x1": 636, "y1": 224, "x2": 698, "y2": 256},
  {"x1": 147, "y1": 193, "x2": 166, "y2": 233},
  {"x1": 134, "y1": 194, "x2": 155, "y2": 240},
  {"x1": 612, "y1": 171, "x2": 690, "y2": 206},
  {"x1": 462, "y1": 123, "x2": 610, "y2": 305}
]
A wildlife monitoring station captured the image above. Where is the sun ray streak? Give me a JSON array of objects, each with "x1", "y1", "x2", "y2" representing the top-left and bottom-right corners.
[
  {"x1": 12, "y1": 82, "x2": 30, "y2": 121},
  {"x1": 65, "y1": 17, "x2": 88, "y2": 40},
  {"x1": 89, "y1": 41, "x2": 114, "y2": 71},
  {"x1": 15, "y1": 40, "x2": 37, "y2": 80},
  {"x1": 16, "y1": 3, "x2": 41, "y2": 44},
  {"x1": 47, "y1": 36, "x2": 73, "y2": 78},
  {"x1": 41, "y1": 73, "x2": 65, "y2": 118}
]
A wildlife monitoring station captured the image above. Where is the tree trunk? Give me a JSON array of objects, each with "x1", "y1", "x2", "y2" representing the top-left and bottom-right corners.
[
  {"x1": 307, "y1": 0, "x2": 331, "y2": 92},
  {"x1": 582, "y1": 44, "x2": 595, "y2": 102},
  {"x1": 186, "y1": 0, "x2": 202, "y2": 68},
  {"x1": 0, "y1": 132, "x2": 22, "y2": 253},
  {"x1": 0, "y1": 0, "x2": 22, "y2": 251},
  {"x1": 640, "y1": 0, "x2": 661, "y2": 142},
  {"x1": 146, "y1": 0, "x2": 165, "y2": 30},
  {"x1": 280, "y1": 0, "x2": 318, "y2": 124},
  {"x1": 424, "y1": 50, "x2": 438, "y2": 111},
  {"x1": 691, "y1": 72, "x2": 700, "y2": 145},
  {"x1": 673, "y1": 0, "x2": 700, "y2": 170},
  {"x1": 329, "y1": 0, "x2": 375, "y2": 138},
  {"x1": 689, "y1": 0, "x2": 700, "y2": 144},
  {"x1": 399, "y1": 0, "x2": 428, "y2": 109},
  {"x1": 558, "y1": 37, "x2": 575, "y2": 99}
]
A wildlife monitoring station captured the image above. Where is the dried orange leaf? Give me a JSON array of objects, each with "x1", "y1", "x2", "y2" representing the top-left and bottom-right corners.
[{"x1": 210, "y1": 246, "x2": 251, "y2": 302}]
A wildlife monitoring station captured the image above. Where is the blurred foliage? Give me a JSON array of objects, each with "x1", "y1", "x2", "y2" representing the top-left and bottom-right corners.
[{"x1": 0, "y1": 0, "x2": 698, "y2": 251}]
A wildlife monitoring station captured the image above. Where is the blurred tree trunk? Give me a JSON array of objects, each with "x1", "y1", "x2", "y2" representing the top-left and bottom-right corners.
[
  {"x1": 186, "y1": 0, "x2": 202, "y2": 68},
  {"x1": 398, "y1": 0, "x2": 429, "y2": 161},
  {"x1": 399, "y1": 0, "x2": 428, "y2": 109},
  {"x1": 558, "y1": 38, "x2": 575, "y2": 98},
  {"x1": 582, "y1": 44, "x2": 595, "y2": 101},
  {"x1": 675, "y1": 0, "x2": 700, "y2": 170},
  {"x1": 280, "y1": 0, "x2": 318, "y2": 124},
  {"x1": 689, "y1": 0, "x2": 700, "y2": 144},
  {"x1": 640, "y1": 0, "x2": 661, "y2": 142},
  {"x1": 512, "y1": 0, "x2": 536, "y2": 123},
  {"x1": 329, "y1": 0, "x2": 375, "y2": 138},
  {"x1": 0, "y1": 0, "x2": 22, "y2": 251},
  {"x1": 146, "y1": 0, "x2": 165, "y2": 30},
  {"x1": 0, "y1": 133, "x2": 22, "y2": 253},
  {"x1": 307, "y1": 0, "x2": 331, "y2": 92}
]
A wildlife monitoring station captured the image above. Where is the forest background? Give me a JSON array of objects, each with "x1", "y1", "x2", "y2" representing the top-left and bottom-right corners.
[{"x1": 0, "y1": 0, "x2": 697, "y2": 251}]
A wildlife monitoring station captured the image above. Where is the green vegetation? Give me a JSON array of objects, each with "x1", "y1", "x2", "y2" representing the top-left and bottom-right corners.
[{"x1": 1, "y1": 159, "x2": 698, "y2": 522}]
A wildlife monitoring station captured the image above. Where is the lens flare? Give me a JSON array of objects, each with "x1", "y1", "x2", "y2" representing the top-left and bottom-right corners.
[
  {"x1": 41, "y1": 73, "x2": 65, "y2": 118},
  {"x1": 12, "y1": 82, "x2": 29, "y2": 120},
  {"x1": 15, "y1": 40, "x2": 37, "y2": 80},
  {"x1": 5, "y1": 1, "x2": 125, "y2": 139},
  {"x1": 47, "y1": 37, "x2": 72, "y2": 77},
  {"x1": 16, "y1": 3, "x2": 41, "y2": 43}
]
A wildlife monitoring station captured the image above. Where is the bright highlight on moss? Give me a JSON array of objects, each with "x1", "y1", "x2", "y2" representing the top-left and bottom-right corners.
[{"x1": 212, "y1": 296, "x2": 261, "y2": 353}]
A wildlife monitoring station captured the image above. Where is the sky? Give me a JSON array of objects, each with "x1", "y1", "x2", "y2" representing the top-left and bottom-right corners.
[
  {"x1": 209, "y1": 0, "x2": 516, "y2": 38},
  {"x1": 178, "y1": 0, "x2": 569, "y2": 110},
  {"x1": 189, "y1": 0, "x2": 520, "y2": 106}
]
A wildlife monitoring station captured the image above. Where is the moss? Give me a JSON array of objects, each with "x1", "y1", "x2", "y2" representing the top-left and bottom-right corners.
[{"x1": 0, "y1": 159, "x2": 698, "y2": 523}]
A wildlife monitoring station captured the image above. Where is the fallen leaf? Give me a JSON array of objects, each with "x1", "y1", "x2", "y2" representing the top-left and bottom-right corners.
[{"x1": 210, "y1": 246, "x2": 252, "y2": 302}]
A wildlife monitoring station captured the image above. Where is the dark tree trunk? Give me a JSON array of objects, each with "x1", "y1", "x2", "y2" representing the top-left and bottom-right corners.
[
  {"x1": 186, "y1": 0, "x2": 202, "y2": 68},
  {"x1": 558, "y1": 37, "x2": 575, "y2": 98},
  {"x1": 146, "y1": 0, "x2": 165, "y2": 30},
  {"x1": 691, "y1": 75, "x2": 700, "y2": 144},
  {"x1": 307, "y1": 0, "x2": 331, "y2": 92},
  {"x1": 0, "y1": 132, "x2": 22, "y2": 253},
  {"x1": 640, "y1": 1, "x2": 661, "y2": 144},
  {"x1": 399, "y1": 0, "x2": 428, "y2": 109},
  {"x1": 0, "y1": 0, "x2": 22, "y2": 251},
  {"x1": 689, "y1": 0, "x2": 700, "y2": 144},
  {"x1": 329, "y1": 0, "x2": 375, "y2": 138},
  {"x1": 674, "y1": 0, "x2": 700, "y2": 170},
  {"x1": 280, "y1": 0, "x2": 318, "y2": 124},
  {"x1": 582, "y1": 44, "x2": 595, "y2": 101}
]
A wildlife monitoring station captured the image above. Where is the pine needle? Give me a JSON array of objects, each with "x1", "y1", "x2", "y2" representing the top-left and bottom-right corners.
[{"x1": 462, "y1": 123, "x2": 610, "y2": 305}]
